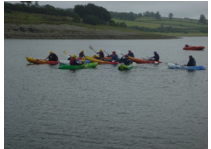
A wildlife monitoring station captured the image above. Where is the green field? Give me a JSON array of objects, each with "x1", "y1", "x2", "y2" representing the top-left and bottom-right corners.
[{"x1": 4, "y1": 11, "x2": 208, "y2": 37}]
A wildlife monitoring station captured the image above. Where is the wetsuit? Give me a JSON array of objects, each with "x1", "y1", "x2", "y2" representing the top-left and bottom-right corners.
[
  {"x1": 187, "y1": 58, "x2": 196, "y2": 66},
  {"x1": 152, "y1": 53, "x2": 160, "y2": 61},
  {"x1": 46, "y1": 53, "x2": 58, "y2": 61},
  {"x1": 128, "y1": 52, "x2": 134, "y2": 57},
  {"x1": 79, "y1": 52, "x2": 85, "y2": 58}
]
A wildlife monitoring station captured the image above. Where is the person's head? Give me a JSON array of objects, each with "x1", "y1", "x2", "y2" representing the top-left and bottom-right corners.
[
  {"x1": 50, "y1": 51, "x2": 53, "y2": 54},
  {"x1": 81, "y1": 50, "x2": 84, "y2": 53},
  {"x1": 154, "y1": 51, "x2": 157, "y2": 55},
  {"x1": 189, "y1": 55, "x2": 193, "y2": 59},
  {"x1": 112, "y1": 51, "x2": 116, "y2": 54},
  {"x1": 128, "y1": 50, "x2": 131, "y2": 53},
  {"x1": 100, "y1": 49, "x2": 103, "y2": 52},
  {"x1": 72, "y1": 55, "x2": 77, "y2": 59}
]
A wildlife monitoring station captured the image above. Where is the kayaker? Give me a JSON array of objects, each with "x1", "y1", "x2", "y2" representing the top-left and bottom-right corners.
[
  {"x1": 97, "y1": 49, "x2": 105, "y2": 59},
  {"x1": 151, "y1": 51, "x2": 160, "y2": 61},
  {"x1": 185, "y1": 44, "x2": 190, "y2": 47},
  {"x1": 79, "y1": 50, "x2": 85, "y2": 58},
  {"x1": 45, "y1": 51, "x2": 58, "y2": 61},
  {"x1": 111, "y1": 51, "x2": 119, "y2": 62},
  {"x1": 70, "y1": 55, "x2": 83, "y2": 65},
  {"x1": 184, "y1": 55, "x2": 196, "y2": 66},
  {"x1": 128, "y1": 50, "x2": 134, "y2": 57},
  {"x1": 122, "y1": 54, "x2": 132, "y2": 65}
]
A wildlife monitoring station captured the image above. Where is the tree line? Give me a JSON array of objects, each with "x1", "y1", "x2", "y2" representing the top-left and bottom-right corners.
[{"x1": 4, "y1": 2, "x2": 207, "y2": 33}]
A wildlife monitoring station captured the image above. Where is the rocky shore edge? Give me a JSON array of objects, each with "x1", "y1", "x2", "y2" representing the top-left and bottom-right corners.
[{"x1": 4, "y1": 24, "x2": 177, "y2": 39}]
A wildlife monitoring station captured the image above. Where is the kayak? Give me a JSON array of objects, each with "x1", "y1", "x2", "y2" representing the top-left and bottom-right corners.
[
  {"x1": 59, "y1": 62, "x2": 98, "y2": 70},
  {"x1": 118, "y1": 64, "x2": 134, "y2": 70},
  {"x1": 85, "y1": 56, "x2": 119, "y2": 64},
  {"x1": 183, "y1": 46, "x2": 205, "y2": 50},
  {"x1": 128, "y1": 56, "x2": 162, "y2": 64},
  {"x1": 59, "y1": 59, "x2": 91, "y2": 65},
  {"x1": 26, "y1": 57, "x2": 58, "y2": 64},
  {"x1": 167, "y1": 63, "x2": 206, "y2": 70}
]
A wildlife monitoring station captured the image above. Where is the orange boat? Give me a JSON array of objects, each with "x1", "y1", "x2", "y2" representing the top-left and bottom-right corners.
[
  {"x1": 183, "y1": 46, "x2": 205, "y2": 50},
  {"x1": 128, "y1": 56, "x2": 162, "y2": 64}
]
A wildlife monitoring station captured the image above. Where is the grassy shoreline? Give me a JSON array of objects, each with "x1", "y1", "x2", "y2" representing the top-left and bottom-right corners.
[{"x1": 4, "y1": 11, "x2": 207, "y2": 39}]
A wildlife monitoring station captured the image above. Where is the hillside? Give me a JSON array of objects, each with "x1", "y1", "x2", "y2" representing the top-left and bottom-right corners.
[{"x1": 4, "y1": 11, "x2": 177, "y2": 39}]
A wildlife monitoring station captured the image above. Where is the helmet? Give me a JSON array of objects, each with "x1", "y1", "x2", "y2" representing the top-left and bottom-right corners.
[
  {"x1": 72, "y1": 55, "x2": 77, "y2": 58},
  {"x1": 50, "y1": 51, "x2": 53, "y2": 54},
  {"x1": 112, "y1": 51, "x2": 116, "y2": 54},
  {"x1": 81, "y1": 50, "x2": 84, "y2": 52},
  {"x1": 125, "y1": 54, "x2": 128, "y2": 57},
  {"x1": 128, "y1": 50, "x2": 131, "y2": 52},
  {"x1": 154, "y1": 51, "x2": 157, "y2": 54},
  {"x1": 100, "y1": 49, "x2": 103, "y2": 52}
]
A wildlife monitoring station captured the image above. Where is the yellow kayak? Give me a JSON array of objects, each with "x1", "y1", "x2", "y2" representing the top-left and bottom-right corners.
[{"x1": 26, "y1": 57, "x2": 58, "y2": 64}]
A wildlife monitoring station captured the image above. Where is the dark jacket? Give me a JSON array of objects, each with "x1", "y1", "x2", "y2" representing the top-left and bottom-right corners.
[
  {"x1": 152, "y1": 53, "x2": 159, "y2": 61},
  {"x1": 187, "y1": 58, "x2": 196, "y2": 66},
  {"x1": 46, "y1": 53, "x2": 58, "y2": 61},
  {"x1": 79, "y1": 52, "x2": 85, "y2": 58},
  {"x1": 97, "y1": 52, "x2": 104, "y2": 59},
  {"x1": 123, "y1": 58, "x2": 132, "y2": 65},
  {"x1": 111, "y1": 54, "x2": 118, "y2": 61},
  {"x1": 128, "y1": 52, "x2": 134, "y2": 57}
]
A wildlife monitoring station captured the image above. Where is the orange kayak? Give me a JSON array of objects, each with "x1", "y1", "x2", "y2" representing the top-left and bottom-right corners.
[{"x1": 26, "y1": 57, "x2": 58, "y2": 64}]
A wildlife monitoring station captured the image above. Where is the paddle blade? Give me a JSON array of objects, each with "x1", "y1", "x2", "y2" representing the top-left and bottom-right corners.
[
  {"x1": 89, "y1": 45, "x2": 94, "y2": 50},
  {"x1": 63, "y1": 50, "x2": 70, "y2": 58},
  {"x1": 132, "y1": 62, "x2": 137, "y2": 67}
]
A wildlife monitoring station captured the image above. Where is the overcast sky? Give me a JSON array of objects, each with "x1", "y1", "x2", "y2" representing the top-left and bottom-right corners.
[{"x1": 8, "y1": 1, "x2": 208, "y2": 19}]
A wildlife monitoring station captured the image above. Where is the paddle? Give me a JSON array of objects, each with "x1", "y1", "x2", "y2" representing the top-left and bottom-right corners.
[
  {"x1": 89, "y1": 45, "x2": 98, "y2": 54},
  {"x1": 63, "y1": 50, "x2": 71, "y2": 58},
  {"x1": 103, "y1": 50, "x2": 110, "y2": 56},
  {"x1": 116, "y1": 50, "x2": 124, "y2": 56}
]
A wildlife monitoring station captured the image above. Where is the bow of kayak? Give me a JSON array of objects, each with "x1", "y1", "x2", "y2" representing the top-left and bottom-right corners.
[
  {"x1": 59, "y1": 62, "x2": 98, "y2": 70},
  {"x1": 26, "y1": 57, "x2": 58, "y2": 64},
  {"x1": 167, "y1": 63, "x2": 206, "y2": 70}
]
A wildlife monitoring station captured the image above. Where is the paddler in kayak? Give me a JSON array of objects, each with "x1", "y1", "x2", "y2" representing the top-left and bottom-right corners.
[
  {"x1": 97, "y1": 49, "x2": 105, "y2": 60},
  {"x1": 128, "y1": 50, "x2": 134, "y2": 57},
  {"x1": 122, "y1": 54, "x2": 132, "y2": 65},
  {"x1": 45, "y1": 51, "x2": 58, "y2": 61},
  {"x1": 150, "y1": 51, "x2": 160, "y2": 61},
  {"x1": 110, "y1": 51, "x2": 119, "y2": 62},
  {"x1": 79, "y1": 50, "x2": 85, "y2": 58},
  {"x1": 70, "y1": 55, "x2": 84, "y2": 65},
  {"x1": 184, "y1": 55, "x2": 196, "y2": 66}
]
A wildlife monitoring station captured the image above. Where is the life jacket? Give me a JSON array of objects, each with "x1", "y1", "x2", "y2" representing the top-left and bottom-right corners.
[
  {"x1": 49, "y1": 53, "x2": 58, "y2": 61},
  {"x1": 70, "y1": 58, "x2": 76, "y2": 65}
]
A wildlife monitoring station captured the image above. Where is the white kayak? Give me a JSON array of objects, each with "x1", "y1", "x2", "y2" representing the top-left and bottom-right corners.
[
  {"x1": 59, "y1": 59, "x2": 91, "y2": 65},
  {"x1": 167, "y1": 63, "x2": 206, "y2": 70}
]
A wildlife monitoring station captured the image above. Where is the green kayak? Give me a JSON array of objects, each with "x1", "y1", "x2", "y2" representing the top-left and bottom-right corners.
[
  {"x1": 118, "y1": 64, "x2": 134, "y2": 70},
  {"x1": 59, "y1": 62, "x2": 98, "y2": 70}
]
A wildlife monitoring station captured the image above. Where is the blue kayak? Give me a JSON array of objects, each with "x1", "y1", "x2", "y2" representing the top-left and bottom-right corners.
[{"x1": 167, "y1": 63, "x2": 206, "y2": 70}]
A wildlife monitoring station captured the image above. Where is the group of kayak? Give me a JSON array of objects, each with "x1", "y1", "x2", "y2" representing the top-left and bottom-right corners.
[{"x1": 26, "y1": 46, "x2": 206, "y2": 70}]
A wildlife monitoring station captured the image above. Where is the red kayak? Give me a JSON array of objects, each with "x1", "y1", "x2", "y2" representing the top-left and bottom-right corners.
[
  {"x1": 128, "y1": 56, "x2": 162, "y2": 64},
  {"x1": 183, "y1": 46, "x2": 205, "y2": 50}
]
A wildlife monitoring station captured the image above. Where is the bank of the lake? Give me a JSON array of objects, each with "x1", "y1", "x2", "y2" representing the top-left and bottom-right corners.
[{"x1": 4, "y1": 24, "x2": 179, "y2": 39}]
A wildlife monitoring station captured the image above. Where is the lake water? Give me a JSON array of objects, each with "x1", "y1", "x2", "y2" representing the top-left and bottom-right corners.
[{"x1": 4, "y1": 37, "x2": 208, "y2": 149}]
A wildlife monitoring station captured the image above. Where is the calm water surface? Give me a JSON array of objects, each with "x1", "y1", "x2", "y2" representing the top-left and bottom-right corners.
[{"x1": 4, "y1": 37, "x2": 208, "y2": 149}]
